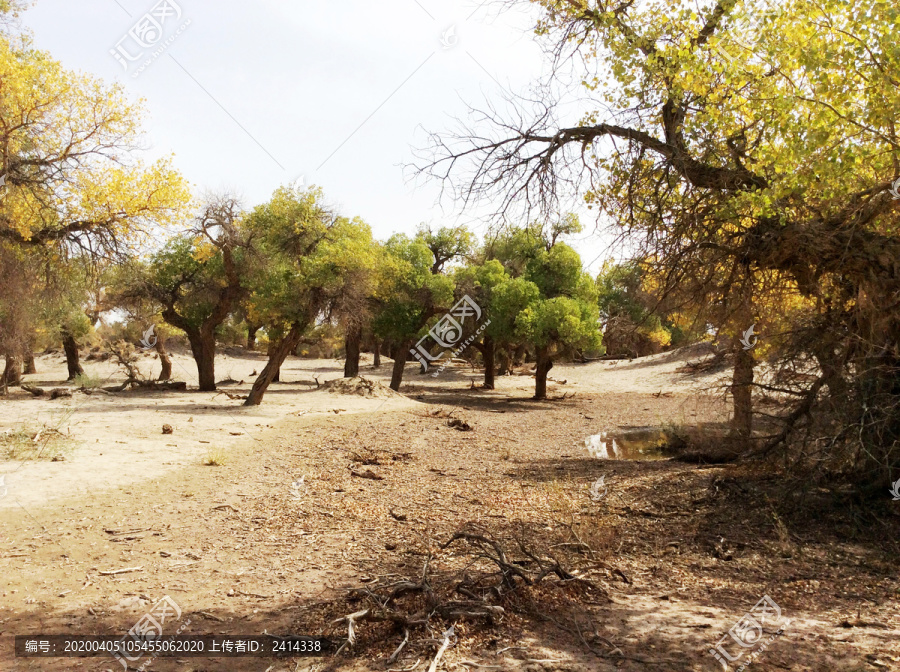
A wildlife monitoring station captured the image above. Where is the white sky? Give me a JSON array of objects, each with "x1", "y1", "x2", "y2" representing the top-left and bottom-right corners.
[{"x1": 24, "y1": 0, "x2": 613, "y2": 272}]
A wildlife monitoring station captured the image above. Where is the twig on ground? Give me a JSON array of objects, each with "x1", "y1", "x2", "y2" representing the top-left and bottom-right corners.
[
  {"x1": 387, "y1": 628, "x2": 410, "y2": 664},
  {"x1": 427, "y1": 626, "x2": 454, "y2": 672},
  {"x1": 98, "y1": 566, "x2": 143, "y2": 576}
]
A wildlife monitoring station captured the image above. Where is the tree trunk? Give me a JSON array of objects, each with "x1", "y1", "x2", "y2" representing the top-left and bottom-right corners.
[
  {"x1": 533, "y1": 346, "x2": 553, "y2": 400},
  {"x1": 154, "y1": 333, "x2": 172, "y2": 382},
  {"x1": 246, "y1": 324, "x2": 260, "y2": 351},
  {"x1": 731, "y1": 343, "x2": 754, "y2": 438},
  {"x1": 23, "y1": 353, "x2": 36, "y2": 375},
  {"x1": 62, "y1": 332, "x2": 84, "y2": 380},
  {"x1": 266, "y1": 339, "x2": 281, "y2": 382},
  {"x1": 188, "y1": 332, "x2": 217, "y2": 392},
  {"x1": 514, "y1": 344, "x2": 527, "y2": 367},
  {"x1": 497, "y1": 347, "x2": 510, "y2": 376},
  {"x1": 344, "y1": 323, "x2": 361, "y2": 378},
  {"x1": 373, "y1": 339, "x2": 381, "y2": 368},
  {"x1": 731, "y1": 274, "x2": 755, "y2": 440},
  {"x1": 2, "y1": 354, "x2": 23, "y2": 388},
  {"x1": 390, "y1": 341, "x2": 412, "y2": 392},
  {"x1": 482, "y1": 334, "x2": 496, "y2": 389},
  {"x1": 245, "y1": 324, "x2": 304, "y2": 406}
]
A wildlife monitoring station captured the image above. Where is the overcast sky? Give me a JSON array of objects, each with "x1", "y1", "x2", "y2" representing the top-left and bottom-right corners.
[{"x1": 24, "y1": 0, "x2": 611, "y2": 271}]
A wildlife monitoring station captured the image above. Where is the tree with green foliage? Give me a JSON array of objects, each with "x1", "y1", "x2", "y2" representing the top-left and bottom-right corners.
[
  {"x1": 519, "y1": 242, "x2": 601, "y2": 399},
  {"x1": 371, "y1": 234, "x2": 455, "y2": 391},
  {"x1": 241, "y1": 187, "x2": 375, "y2": 406},
  {"x1": 119, "y1": 197, "x2": 249, "y2": 392},
  {"x1": 487, "y1": 275, "x2": 541, "y2": 379},
  {"x1": 453, "y1": 259, "x2": 510, "y2": 388},
  {"x1": 596, "y1": 261, "x2": 682, "y2": 358}
]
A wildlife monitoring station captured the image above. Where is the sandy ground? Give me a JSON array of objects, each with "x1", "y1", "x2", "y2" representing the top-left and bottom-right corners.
[
  {"x1": 0, "y1": 345, "x2": 726, "y2": 512},
  {"x1": 1, "y1": 345, "x2": 897, "y2": 672},
  {"x1": 0, "y1": 350, "x2": 417, "y2": 512}
]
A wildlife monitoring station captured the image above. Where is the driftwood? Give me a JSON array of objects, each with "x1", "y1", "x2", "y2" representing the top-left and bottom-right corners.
[{"x1": 21, "y1": 384, "x2": 45, "y2": 397}]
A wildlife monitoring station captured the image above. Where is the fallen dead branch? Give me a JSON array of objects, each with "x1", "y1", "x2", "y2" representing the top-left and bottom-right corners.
[
  {"x1": 101, "y1": 342, "x2": 187, "y2": 393},
  {"x1": 98, "y1": 566, "x2": 143, "y2": 576},
  {"x1": 321, "y1": 528, "x2": 607, "y2": 663},
  {"x1": 427, "y1": 626, "x2": 454, "y2": 672}
]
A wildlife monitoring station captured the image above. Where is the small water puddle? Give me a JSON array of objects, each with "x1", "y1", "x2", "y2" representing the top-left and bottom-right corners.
[{"x1": 583, "y1": 427, "x2": 669, "y2": 460}]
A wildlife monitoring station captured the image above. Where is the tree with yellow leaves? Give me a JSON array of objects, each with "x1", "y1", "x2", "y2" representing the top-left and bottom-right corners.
[
  {"x1": 0, "y1": 31, "x2": 190, "y2": 254},
  {"x1": 424, "y1": 0, "x2": 900, "y2": 483}
]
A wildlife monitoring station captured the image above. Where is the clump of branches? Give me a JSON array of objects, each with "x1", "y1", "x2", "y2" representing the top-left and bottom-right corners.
[
  {"x1": 102, "y1": 341, "x2": 185, "y2": 392},
  {"x1": 756, "y1": 307, "x2": 900, "y2": 492},
  {"x1": 322, "y1": 525, "x2": 608, "y2": 666}
]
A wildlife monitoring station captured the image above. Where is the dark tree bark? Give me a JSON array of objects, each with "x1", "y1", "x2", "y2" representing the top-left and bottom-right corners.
[
  {"x1": 373, "y1": 339, "x2": 382, "y2": 368},
  {"x1": 184, "y1": 332, "x2": 216, "y2": 392},
  {"x1": 344, "y1": 323, "x2": 362, "y2": 378},
  {"x1": 497, "y1": 347, "x2": 510, "y2": 376},
  {"x1": 62, "y1": 331, "x2": 84, "y2": 380},
  {"x1": 246, "y1": 324, "x2": 260, "y2": 351},
  {"x1": 154, "y1": 333, "x2": 172, "y2": 382},
  {"x1": 2, "y1": 355, "x2": 23, "y2": 388},
  {"x1": 245, "y1": 323, "x2": 306, "y2": 406},
  {"x1": 533, "y1": 346, "x2": 553, "y2": 400},
  {"x1": 153, "y1": 209, "x2": 247, "y2": 393},
  {"x1": 23, "y1": 353, "x2": 36, "y2": 375},
  {"x1": 390, "y1": 340, "x2": 412, "y2": 392},
  {"x1": 482, "y1": 334, "x2": 496, "y2": 389},
  {"x1": 514, "y1": 344, "x2": 527, "y2": 367},
  {"x1": 731, "y1": 343, "x2": 754, "y2": 438},
  {"x1": 266, "y1": 339, "x2": 281, "y2": 382}
]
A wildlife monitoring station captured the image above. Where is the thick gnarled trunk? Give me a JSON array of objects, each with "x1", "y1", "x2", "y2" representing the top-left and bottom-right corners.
[
  {"x1": 246, "y1": 324, "x2": 260, "y2": 351},
  {"x1": 390, "y1": 341, "x2": 412, "y2": 392},
  {"x1": 731, "y1": 343, "x2": 754, "y2": 439},
  {"x1": 534, "y1": 346, "x2": 553, "y2": 400},
  {"x1": 23, "y1": 353, "x2": 36, "y2": 375},
  {"x1": 154, "y1": 333, "x2": 172, "y2": 382},
  {"x1": 245, "y1": 324, "x2": 305, "y2": 406},
  {"x1": 482, "y1": 334, "x2": 495, "y2": 389},
  {"x1": 266, "y1": 339, "x2": 282, "y2": 382},
  {"x1": 2, "y1": 354, "x2": 23, "y2": 389},
  {"x1": 344, "y1": 323, "x2": 361, "y2": 378},
  {"x1": 62, "y1": 331, "x2": 84, "y2": 381},
  {"x1": 188, "y1": 332, "x2": 217, "y2": 392}
]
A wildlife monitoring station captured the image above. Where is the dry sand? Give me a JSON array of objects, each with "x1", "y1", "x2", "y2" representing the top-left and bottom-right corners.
[{"x1": 0, "y1": 345, "x2": 726, "y2": 512}]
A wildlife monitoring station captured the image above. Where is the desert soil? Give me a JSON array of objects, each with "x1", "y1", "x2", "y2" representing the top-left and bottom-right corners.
[{"x1": 0, "y1": 346, "x2": 898, "y2": 672}]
